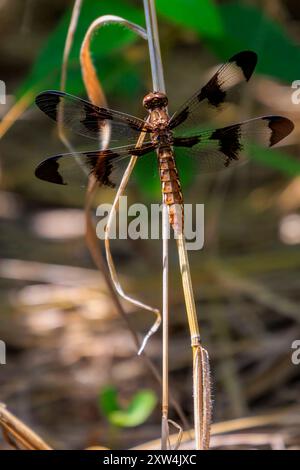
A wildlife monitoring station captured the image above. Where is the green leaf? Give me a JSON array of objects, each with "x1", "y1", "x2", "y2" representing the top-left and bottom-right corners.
[
  {"x1": 207, "y1": 1, "x2": 300, "y2": 83},
  {"x1": 99, "y1": 386, "x2": 120, "y2": 416},
  {"x1": 110, "y1": 390, "x2": 157, "y2": 428},
  {"x1": 134, "y1": 153, "x2": 161, "y2": 200},
  {"x1": 16, "y1": 0, "x2": 145, "y2": 100},
  {"x1": 248, "y1": 144, "x2": 300, "y2": 177},
  {"x1": 156, "y1": 0, "x2": 223, "y2": 38},
  {"x1": 134, "y1": 151, "x2": 197, "y2": 199},
  {"x1": 99, "y1": 387, "x2": 157, "y2": 428}
]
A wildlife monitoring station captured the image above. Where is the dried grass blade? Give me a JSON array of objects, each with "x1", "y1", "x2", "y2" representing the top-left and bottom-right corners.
[{"x1": 0, "y1": 404, "x2": 52, "y2": 450}]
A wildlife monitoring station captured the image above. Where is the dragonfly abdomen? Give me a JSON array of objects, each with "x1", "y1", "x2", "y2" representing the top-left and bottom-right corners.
[{"x1": 158, "y1": 147, "x2": 184, "y2": 234}]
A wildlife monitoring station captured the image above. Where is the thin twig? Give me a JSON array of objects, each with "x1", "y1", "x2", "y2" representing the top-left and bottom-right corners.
[
  {"x1": 57, "y1": 0, "x2": 83, "y2": 158},
  {"x1": 60, "y1": 0, "x2": 82, "y2": 93},
  {"x1": 143, "y1": 0, "x2": 172, "y2": 450},
  {"x1": 132, "y1": 405, "x2": 300, "y2": 450},
  {"x1": 0, "y1": 404, "x2": 52, "y2": 450},
  {"x1": 103, "y1": 124, "x2": 161, "y2": 356},
  {"x1": 0, "y1": 90, "x2": 34, "y2": 139},
  {"x1": 177, "y1": 233, "x2": 212, "y2": 449},
  {"x1": 80, "y1": 14, "x2": 147, "y2": 107}
]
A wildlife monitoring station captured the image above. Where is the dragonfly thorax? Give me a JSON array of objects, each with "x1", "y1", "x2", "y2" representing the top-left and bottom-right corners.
[{"x1": 152, "y1": 128, "x2": 173, "y2": 148}]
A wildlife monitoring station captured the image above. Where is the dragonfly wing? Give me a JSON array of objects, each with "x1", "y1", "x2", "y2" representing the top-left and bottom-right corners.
[
  {"x1": 170, "y1": 51, "x2": 258, "y2": 135},
  {"x1": 173, "y1": 116, "x2": 294, "y2": 173},
  {"x1": 35, "y1": 142, "x2": 156, "y2": 188},
  {"x1": 36, "y1": 91, "x2": 152, "y2": 146}
]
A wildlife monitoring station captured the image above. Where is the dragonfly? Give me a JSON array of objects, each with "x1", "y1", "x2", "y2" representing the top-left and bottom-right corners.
[{"x1": 35, "y1": 51, "x2": 294, "y2": 232}]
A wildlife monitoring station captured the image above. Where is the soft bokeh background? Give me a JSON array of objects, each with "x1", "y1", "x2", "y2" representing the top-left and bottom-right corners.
[{"x1": 0, "y1": 0, "x2": 300, "y2": 450}]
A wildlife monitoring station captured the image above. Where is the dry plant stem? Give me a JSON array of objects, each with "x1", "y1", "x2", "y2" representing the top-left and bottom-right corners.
[
  {"x1": 103, "y1": 130, "x2": 161, "y2": 355},
  {"x1": 0, "y1": 404, "x2": 52, "y2": 450},
  {"x1": 80, "y1": 17, "x2": 161, "y2": 353},
  {"x1": 0, "y1": 90, "x2": 34, "y2": 139},
  {"x1": 57, "y1": 0, "x2": 83, "y2": 151},
  {"x1": 61, "y1": 0, "x2": 82, "y2": 93},
  {"x1": 57, "y1": 3, "x2": 150, "y2": 360},
  {"x1": 80, "y1": 15, "x2": 147, "y2": 106},
  {"x1": 143, "y1": 0, "x2": 171, "y2": 450},
  {"x1": 132, "y1": 404, "x2": 300, "y2": 450},
  {"x1": 161, "y1": 205, "x2": 169, "y2": 448},
  {"x1": 80, "y1": 13, "x2": 162, "y2": 354},
  {"x1": 176, "y1": 233, "x2": 212, "y2": 449},
  {"x1": 199, "y1": 346, "x2": 212, "y2": 449},
  {"x1": 61, "y1": 6, "x2": 160, "y2": 360},
  {"x1": 168, "y1": 419, "x2": 183, "y2": 451}
]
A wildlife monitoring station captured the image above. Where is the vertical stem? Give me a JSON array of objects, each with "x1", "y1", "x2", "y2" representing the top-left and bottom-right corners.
[
  {"x1": 60, "y1": 0, "x2": 83, "y2": 93},
  {"x1": 143, "y1": 0, "x2": 166, "y2": 92},
  {"x1": 177, "y1": 235, "x2": 200, "y2": 339},
  {"x1": 177, "y1": 233, "x2": 202, "y2": 449},
  {"x1": 177, "y1": 233, "x2": 211, "y2": 450},
  {"x1": 161, "y1": 204, "x2": 169, "y2": 449},
  {"x1": 143, "y1": 0, "x2": 212, "y2": 450},
  {"x1": 143, "y1": 0, "x2": 169, "y2": 450}
]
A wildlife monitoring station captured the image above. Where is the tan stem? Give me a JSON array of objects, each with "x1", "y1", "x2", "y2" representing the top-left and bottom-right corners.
[{"x1": 176, "y1": 233, "x2": 211, "y2": 449}]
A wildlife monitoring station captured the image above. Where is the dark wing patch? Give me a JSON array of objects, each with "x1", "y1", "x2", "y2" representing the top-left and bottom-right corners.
[
  {"x1": 210, "y1": 125, "x2": 242, "y2": 163},
  {"x1": 231, "y1": 50, "x2": 257, "y2": 81},
  {"x1": 36, "y1": 91, "x2": 152, "y2": 146},
  {"x1": 173, "y1": 116, "x2": 294, "y2": 172},
  {"x1": 35, "y1": 156, "x2": 65, "y2": 185},
  {"x1": 169, "y1": 51, "x2": 258, "y2": 135},
  {"x1": 263, "y1": 116, "x2": 294, "y2": 146},
  {"x1": 35, "y1": 143, "x2": 155, "y2": 188}
]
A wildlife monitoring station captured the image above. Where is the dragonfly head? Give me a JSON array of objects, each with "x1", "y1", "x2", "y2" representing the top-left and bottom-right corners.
[{"x1": 143, "y1": 92, "x2": 168, "y2": 110}]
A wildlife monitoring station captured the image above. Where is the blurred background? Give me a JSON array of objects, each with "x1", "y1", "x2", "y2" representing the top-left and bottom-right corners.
[{"x1": 0, "y1": 0, "x2": 300, "y2": 450}]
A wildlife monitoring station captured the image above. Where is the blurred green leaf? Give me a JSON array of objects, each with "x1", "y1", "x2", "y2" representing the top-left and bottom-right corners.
[
  {"x1": 134, "y1": 150, "x2": 197, "y2": 199},
  {"x1": 248, "y1": 144, "x2": 300, "y2": 177},
  {"x1": 99, "y1": 387, "x2": 157, "y2": 428},
  {"x1": 207, "y1": 1, "x2": 300, "y2": 83},
  {"x1": 156, "y1": 0, "x2": 223, "y2": 38},
  {"x1": 17, "y1": 0, "x2": 145, "y2": 100},
  {"x1": 111, "y1": 390, "x2": 157, "y2": 428},
  {"x1": 99, "y1": 386, "x2": 119, "y2": 416},
  {"x1": 134, "y1": 153, "x2": 161, "y2": 200}
]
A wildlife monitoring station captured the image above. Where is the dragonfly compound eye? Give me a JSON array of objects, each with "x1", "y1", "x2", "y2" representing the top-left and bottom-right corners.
[{"x1": 143, "y1": 92, "x2": 168, "y2": 110}]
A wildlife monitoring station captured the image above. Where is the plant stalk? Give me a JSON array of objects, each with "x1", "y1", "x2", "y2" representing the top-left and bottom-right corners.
[
  {"x1": 143, "y1": 0, "x2": 170, "y2": 450},
  {"x1": 176, "y1": 234, "x2": 211, "y2": 450},
  {"x1": 142, "y1": 0, "x2": 213, "y2": 450}
]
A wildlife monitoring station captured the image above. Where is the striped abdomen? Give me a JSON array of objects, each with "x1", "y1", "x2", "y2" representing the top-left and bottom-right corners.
[{"x1": 158, "y1": 147, "x2": 184, "y2": 233}]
